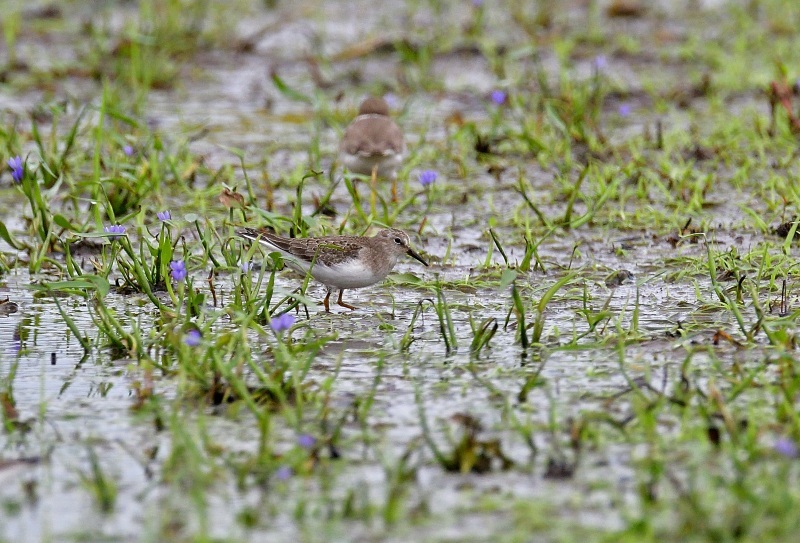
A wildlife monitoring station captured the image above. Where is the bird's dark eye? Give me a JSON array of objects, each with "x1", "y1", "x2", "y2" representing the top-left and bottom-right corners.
[{"x1": 394, "y1": 237, "x2": 403, "y2": 245}]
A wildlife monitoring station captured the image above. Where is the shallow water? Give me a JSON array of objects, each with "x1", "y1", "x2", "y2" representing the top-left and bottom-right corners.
[{"x1": 2, "y1": 0, "x2": 798, "y2": 541}]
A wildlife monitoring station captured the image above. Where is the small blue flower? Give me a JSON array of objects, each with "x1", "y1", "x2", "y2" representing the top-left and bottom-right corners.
[
  {"x1": 122, "y1": 145, "x2": 134, "y2": 157},
  {"x1": 271, "y1": 313, "x2": 295, "y2": 333},
  {"x1": 7, "y1": 156, "x2": 23, "y2": 183},
  {"x1": 170, "y1": 260, "x2": 187, "y2": 281},
  {"x1": 274, "y1": 465, "x2": 293, "y2": 481},
  {"x1": 618, "y1": 104, "x2": 632, "y2": 117},
  {"x1": 184, "y1": 329, "x2": 201, "y2": 347},
  {"x1": 775, "y1": 437, "x2": 799, "y2": 458},
  {"x1": 297, "y1": 434, "x2": 315, "y2": 449},
  {"x1": 490, "y1": 90, "x2": 507, "y2": 105},
  {"x1": 241, "y1": 261, "x2": 254, "y2": 273},
  {"x1": 104, "y1": 224, "x2": 126, "y2": 240},
  {"x1": 12, "y1": 327, "x2": 21, "y2": 354},
  {"x1": 593, "y1": 55, "x2": 608, "y2": 72},
  {"x1": 418, "y1": 170, "x2": 438, "y2": 187},
  {"x1": 382, "y1": 92, "x2": 399, "y2": 109},
  {"x1": 156, "y1": 210, "x2": 171, "y2": 221},
  {"x1": 472, "y1": 0, "x2": 484, "y2": 7}
]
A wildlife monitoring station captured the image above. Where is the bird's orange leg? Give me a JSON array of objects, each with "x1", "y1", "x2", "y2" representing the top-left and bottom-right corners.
[
  {"x1": 370, "y1": 164, "x2": 378, "y2": 214},
  {"x1": 323, "y1": 291, "x2": 331, "y2": 313},
  {"x1": 337, "y1": 290, "x2": 357, "y2": 310}
]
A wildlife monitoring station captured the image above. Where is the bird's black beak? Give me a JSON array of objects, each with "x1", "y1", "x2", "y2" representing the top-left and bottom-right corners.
[{"x1": 406, "y1": 247, "x2": 429, "y2": 267}]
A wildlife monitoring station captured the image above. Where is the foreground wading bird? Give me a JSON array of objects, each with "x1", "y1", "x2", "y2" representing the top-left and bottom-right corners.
[{"x1": 238, "y1": 228, "x2": 428, "y2": 312}]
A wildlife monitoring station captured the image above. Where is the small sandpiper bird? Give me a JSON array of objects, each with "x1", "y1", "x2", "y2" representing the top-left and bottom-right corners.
[
  {"x1": 238, "y1": 227, "x2": 428, "y2": 312},
  {"x1": 339, "y1": 97, "x2": 405, "y2": 197}
]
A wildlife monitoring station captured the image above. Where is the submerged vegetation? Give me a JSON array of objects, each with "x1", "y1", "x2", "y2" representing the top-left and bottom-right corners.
[{"x1": 2, "y1": 0, "x2": 800, "y2": 541}]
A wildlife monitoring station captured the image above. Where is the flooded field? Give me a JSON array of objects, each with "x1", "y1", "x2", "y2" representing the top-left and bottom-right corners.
[{"x1": 2, "y1": 0, "x2": 800, "y2": 541}]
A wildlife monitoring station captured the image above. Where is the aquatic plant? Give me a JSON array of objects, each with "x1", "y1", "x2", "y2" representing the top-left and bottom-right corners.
[
  {"x1": 4, "y1": 2, "x2": 800, "y2": 542},
  {"x1": 490, "y1": 89, "x2": 507, "y2": 105},
  {"x1": 270, "y1": 313, "x2": 295, "y2": 333},
  {"x1": 169, "y1": 260, "x2": 187, "y2": 281},
  {"x1": 6, "y1": 156, "x2": 23, "y2": 183},
  {"x1": 418, "y1": 169, "x2": 438, "y2": 187},
  {"x1": 104, "y1": 224, "x2": 126, "y2": 240},
  {"x1": 184, "y1": 329, "x2": 202, "y2": 347}
]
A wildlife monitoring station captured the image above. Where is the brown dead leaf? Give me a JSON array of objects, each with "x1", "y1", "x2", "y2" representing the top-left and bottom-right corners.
[
  {"x1": 769, "y1": 80, "x2": 800, "y2": 134},
  {"x1": 606, "y1": 0, "x2": 645, "y2": 17},
  {"x1": 0, "y1": 391, "x2": 19, "y2": 422},
  {"x1": 219, "y1": 188, "x2": 246, "y2": 209},
  {"x1": 445, "y1": 111, "x2": 465, "y2": 127},
  {"x1": 712, "y1": 329, "x2": 742, "y2": 347},
  {"x1": 0, "y1": 297, "x2": 19, "y2": 316}
]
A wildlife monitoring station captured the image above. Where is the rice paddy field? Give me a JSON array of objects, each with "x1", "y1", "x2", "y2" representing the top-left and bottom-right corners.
[{"x1": 2, "y1": 0, "x2": 800, "y2": 541}]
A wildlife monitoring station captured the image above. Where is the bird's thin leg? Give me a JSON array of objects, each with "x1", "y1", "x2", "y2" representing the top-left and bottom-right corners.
[
  {"x1": 323, "y1": 290, "x2": 332, "y2": 313},
  {"x1": 391, "y1": 174, "x2": 398, "y2": 203},
  {"x1": 370, "y1": 164, "x2": 378, "y2": 215},
  {"x1": 337, "y1": 290, "x2": 357, "y2": 310}
]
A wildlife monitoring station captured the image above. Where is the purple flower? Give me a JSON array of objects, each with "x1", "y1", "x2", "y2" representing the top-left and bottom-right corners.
[
  {"x1": 184, "y1": 329, "x2": 201, "y2": 347},
  {"x1": 122, "y1": 145, "x2": 134, "y2": 157},
  {"x1": 490, "y1": 90, "x2": 507, "y2": 105},
  {"x1": 593, "y1": 55, "x2": 608, "y2": 72},
  {"x1": 472, "y1": 0, "x2": 484, "y2": 7},
  {"x1": 271, "y1": 313, "x2": 295, "y2": 333},
  {"x1": 618, "y1": 104, "x2": 631, "y2": 117},
  {"x1": 170, "y1": 260, "x2": 187, "y2": 281},
  {"x1": 104, "y1": 224, "x2": 126, "y2": 240},
  {"x1": 297, "y1": 434, "x2": 315, "y2": 449},
  {"x1": 382, "y1": 92, "x2": 399, "y2": 109},
  {"x1": 7, "y1": 156, "x2": 23, "y2": 183},
  {"x1": 156, "y1": 210, "x2": 171, "y2": 221},
  {"x1": 274, "y1": 465, "x2": 293, "y2": 481},
  {"x1": 241, "y1": 261, "x2": 253, "y2": 273},
  {"x1": 12, "y1": 326, "x2": 21, "y2": 355},
  {"x1": 418, "y1": 170, "x2": 438, "y2": 187},
  {"x1": 775, "y1": 437, "x2": 799, "y2": 458}
]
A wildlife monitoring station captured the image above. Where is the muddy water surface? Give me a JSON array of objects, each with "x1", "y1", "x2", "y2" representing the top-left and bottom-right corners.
[{"x1": 1, "y1": 0, "x2": 795, "y2": 541}]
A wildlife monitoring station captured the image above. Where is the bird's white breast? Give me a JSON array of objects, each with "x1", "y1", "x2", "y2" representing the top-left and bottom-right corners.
[{"x1": 310, "y1": 258, "x2": 388, "y2": 289}]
